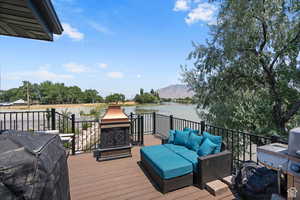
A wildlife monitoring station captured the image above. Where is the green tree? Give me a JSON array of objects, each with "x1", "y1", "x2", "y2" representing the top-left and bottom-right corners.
[
  {"x1": 150, "y1": 89, "x2": 155, "y2": 95},
  {"x1": 140, "y1": 88, "x2": 144, "y2": 95},
  {"x1": 0, "y1": 81, "x2": 105, "y2": 105},
  {"x1": 134, "y1": 89, "x2": 160, "y2": 104},
  {"x1": 105, "y1": 93, "x2": 125, "y2": 103},
  {"x1": 67, "y1": 86, "x2": 82, "y2": 104},
  {"x1": 83, "y1": 89, "x2": 103, "y2": 103},
  {"x1": 182, "y1": 0, "x2": 300, "y2": 136}
]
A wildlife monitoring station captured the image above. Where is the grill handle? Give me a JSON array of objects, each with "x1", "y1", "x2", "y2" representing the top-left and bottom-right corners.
[{"x1": 278, "y1": 165, "x2": 282, "y2": 195}]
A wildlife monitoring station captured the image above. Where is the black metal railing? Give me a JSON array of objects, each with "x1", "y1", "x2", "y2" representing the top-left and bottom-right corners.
[
  {"x1": 0, "y1": 109, "x2": 76, "y2": 154},
  {"x1": 155, "y1": 114, "x2": 171, "y2": 137},
  {"x1": 0, "y1": 109, "x2": 146, "y2": 155},
  {"x1": 130, "y1": 114, "x2": 144, "y2": 146},
  {"x1": 74, "y1": 120, "x2": 99, "y2": 153},
  {"x1": 153, "y1": 113, "x2": 287, "y2": 171},
  {"x1": 0, "y1": 110, "x2": 52, "y2": 131},
  {"x1": 0, "y1": 109, "x2": 287, "y2": 169},
  {"x1": 54, "y1": 111, "x2": 73, "y2": 133},
  {"x1": 203, "y1": 123, "x2": 274, "y2": 170}
]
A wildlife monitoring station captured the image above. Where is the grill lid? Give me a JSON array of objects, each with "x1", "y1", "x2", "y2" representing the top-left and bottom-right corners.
[
  {"x1": 101, "y1": 105, "x2": 129, "y2": 123},
  {"x1": 288, "y1": 127, "x2": 300, "y2": 176},
  {"x1": 288, "y1": 127, "x2": 300, "y2": 158}
]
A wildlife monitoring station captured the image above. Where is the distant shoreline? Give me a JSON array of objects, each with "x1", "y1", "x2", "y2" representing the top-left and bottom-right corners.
[{"x1": 0, "y1": 101, "x2": 138, "y2": 110}]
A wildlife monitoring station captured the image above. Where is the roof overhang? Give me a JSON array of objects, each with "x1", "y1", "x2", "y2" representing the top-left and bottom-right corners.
[{"x1": 0, "y1": 0, "x2": 63, "y2": 41}]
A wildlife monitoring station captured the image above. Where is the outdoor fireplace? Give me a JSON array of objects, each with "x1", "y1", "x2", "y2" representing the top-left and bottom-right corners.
[{"x1": 93, "y1": 105, "x2": 131, "y2": 161}]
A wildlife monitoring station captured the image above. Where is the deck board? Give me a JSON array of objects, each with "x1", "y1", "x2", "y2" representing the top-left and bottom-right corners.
[{"x1": 68, "y1": 135, "x2": 236, "y2": 200}]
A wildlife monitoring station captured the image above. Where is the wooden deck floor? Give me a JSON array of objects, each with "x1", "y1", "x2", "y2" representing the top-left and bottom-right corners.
[{"x1": 68, "y1": 135, "x2": 236, "y2": 200}]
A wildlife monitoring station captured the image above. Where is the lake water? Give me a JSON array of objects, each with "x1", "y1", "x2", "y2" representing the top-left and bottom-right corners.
[
  {"x1": 52, "y1": 103, "x2": 201, "y2": 121},
  {"x1": 74, "y1": 103, "x2": 202, "y2": 121},
  {"x1": 0, "y1": 103, "x2": 202, "y2": 122},
  {"x1": 123, "y1": 103, "x2": 201, "y2": 121}
]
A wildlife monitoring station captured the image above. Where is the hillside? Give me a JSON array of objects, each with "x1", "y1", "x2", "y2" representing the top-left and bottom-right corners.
[{"x1": 158, "y1": 84, "x2": 194, "y2": 99}]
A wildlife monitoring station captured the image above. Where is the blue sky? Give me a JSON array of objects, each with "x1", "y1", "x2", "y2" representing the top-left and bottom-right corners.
[{"x1": 0, "y1": 0, "x2": 217, "y2": 98}]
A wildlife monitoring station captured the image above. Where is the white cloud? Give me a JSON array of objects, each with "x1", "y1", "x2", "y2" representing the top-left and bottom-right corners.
[
  {"x1": 137, "y1": 74, "x2": 141, "y2": 78},
  {"x1": 6, "y1": 67, "x2": 73, "y2": 81},
  {"x1": 173, "y1": 0, "x2": 190, "y2": 11},
  {"x1": 62, "y1": 23, "x2": 84, "y2": 41},
  {"x1": 185, "y1": 3, "x2": 217, "y2": 25},
  {"x1": 98, "y1": 63, "x2": 108, "y2": 69},
  {"x1": 106, "y1": 72, "x2": 124, "y2": 79},
  {"x1": 89, "y1": 22, "x2": 113, "y2": 35},
  {"x1": 63, "y1": 62, "x2": 89, "y2": 73}
]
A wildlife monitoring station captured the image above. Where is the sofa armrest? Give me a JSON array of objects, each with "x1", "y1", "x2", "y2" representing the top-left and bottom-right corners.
[{"x1": 197, "y1": 150, "x2": 232, "y2": 189}]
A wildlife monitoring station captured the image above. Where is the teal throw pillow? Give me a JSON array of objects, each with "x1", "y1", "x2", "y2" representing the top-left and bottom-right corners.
[
  {"x1": 203, "y1": 132, "x2": 222, "y2": 154},
  {"x1": 174, "y1": 130, "x2": 190, "y2": 146},
  {"x1": 186, "y1": 132, "x2": 203, "y2": 152},
  {"x1": 183, "y1": 127, "x2": 200, "y2": 135},
  {"x1": 197, "y1": 138, "x2": 218, "y2": 157},
  {"x1": 167, "y1": 130, "x2": 176, "y2": 144}
]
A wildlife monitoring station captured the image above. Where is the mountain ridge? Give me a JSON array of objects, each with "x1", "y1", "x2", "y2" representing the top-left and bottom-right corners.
[{"x1": 158, "y1": 84, "x2": 194, "y2": 99}]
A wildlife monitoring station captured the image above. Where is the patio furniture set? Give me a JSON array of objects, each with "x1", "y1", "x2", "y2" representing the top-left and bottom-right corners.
[{"x1": 140, "y1": 128, "x2": 232, "y2": 193}]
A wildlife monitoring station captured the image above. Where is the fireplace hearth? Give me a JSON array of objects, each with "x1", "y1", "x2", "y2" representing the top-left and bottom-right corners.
[{"x1": 93, "y1": 105, "x2": 132, "y2": 161}]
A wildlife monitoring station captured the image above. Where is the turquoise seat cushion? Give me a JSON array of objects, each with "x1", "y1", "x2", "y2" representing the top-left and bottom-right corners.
[
  {"x1": 186, "y1": 132, "x2": 203, "y2": 152},
  {"x1": 167, "y1": 130, "x2": 176, "y2": 144},
  {"x1": 183, "y1": 127, "x2": 200, "y2": 135},
  {"x1": 140, "y1": 145, "x2": 193, "y2": 179},
  {"x1": 197, "y1": 138, "x2": 218, "y2": 157},
  {"x1": 203, "y1": 132, "x2": 222, "y2": 154},
  {"x1": 174, "y1": 130, "x2": 190, "y2": 146},
  {"x1": 164, "y1": 144, "x2": 199, "y2": 172}
]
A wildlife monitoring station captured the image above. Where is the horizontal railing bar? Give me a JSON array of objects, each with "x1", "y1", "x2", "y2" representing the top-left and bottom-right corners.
[
  {"x1": 74, "y1": 120, "x2": 98, "y2": 123},
  {"x1": 205, "y1": 124, "x2": 273, "y2": 140},
  {"x1": 0, "y1": 111, "x2": 49, "y2": 114},
  {"x1": 156, "y1": 113, "x2": 275, "y2": 142}
]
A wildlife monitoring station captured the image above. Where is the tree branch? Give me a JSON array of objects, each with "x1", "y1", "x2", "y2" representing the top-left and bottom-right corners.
[
  {"x1": 237, "y1": 48, "x2": 258, "y2": 56},
  {"x1": 252, "y1": 14, "x2": 268, "y2": 54},
  {"x1": 259, "y1": 19, "x2": 268, "y2": 53},
  {"x1": 269, "y1": 25, "x2": 300, "y2": 70},
  {"x1": 283, "y1": 100, "x2": 300, "y2": 123}
]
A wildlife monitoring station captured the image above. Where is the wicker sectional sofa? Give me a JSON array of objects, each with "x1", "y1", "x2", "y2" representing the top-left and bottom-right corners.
[{"x1": 140, "y1": 129, "x2": 232, "y2": 193}]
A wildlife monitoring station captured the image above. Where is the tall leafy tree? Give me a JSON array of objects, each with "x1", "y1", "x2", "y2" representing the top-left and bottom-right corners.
[
  {"x1": 105, "y1": 93, "x2": 125, "y2": 103},
  {"x1": 83, "y1": 89, "x2": 103, "y2": 103},
  {"x1": 134, "y1": 89, "x2": 160, "y2": 104},
  {"x1": 0, "y1": 81, "x2": 104, "y2": 105},
  {"x1": 182, "y1": 0, "x2": 300, "y2": 136},
  {"x1": 140, "y1": 88, "x2": 144, "y2": 95}
]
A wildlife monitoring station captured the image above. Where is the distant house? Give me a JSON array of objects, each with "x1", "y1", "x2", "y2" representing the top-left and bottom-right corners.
[
  {"x1": 12, "y1": 99, "x2": 27, "y2": 106},
  {"x1": 0, "y1": 102, "x2": 13, "y2": 106}
]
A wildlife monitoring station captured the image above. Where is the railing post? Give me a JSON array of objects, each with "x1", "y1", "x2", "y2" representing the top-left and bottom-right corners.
[
  {"x1": 51, "y1": 108, "x2": 56, "y2": 130},
  {"x1": 130, "y1": 112, "x2": 133, "y2": 137},
  {"x1": 141, "y1": 115, "x2": 144, "y2": 146},
  {"x1": 200, "y1": 121, "x2": 205, "y2": 135},
  {"x1": 46, "y1": 109, "x2": 50, "y2": 130},
  {"x1": 152, "y1": 112, "x2": 156, "y2": 134},
  {"x1": 71, "y1": 114, "x2": 75, "y2": 155},
  {"x1": 170, "y1": 115, "x2": 174, "y2": 130},
  {"x1": 271, "y1": 135, "x2": 280, "y2": 143},
  {"x1": 130, "y1": 112, "x2": 133, "y2": 121},
  {"x1": 138, "y1": 115, "x2": 141, "y2": 145}
]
